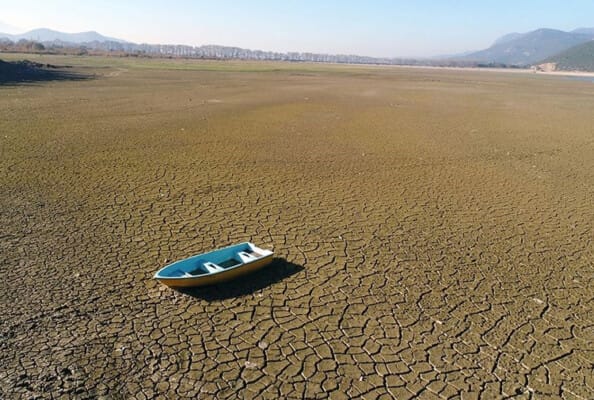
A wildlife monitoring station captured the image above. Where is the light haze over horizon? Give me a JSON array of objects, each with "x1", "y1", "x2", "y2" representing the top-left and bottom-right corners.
[{"x1": 1, "y1": 0, "x2": 593, "y2": 58}]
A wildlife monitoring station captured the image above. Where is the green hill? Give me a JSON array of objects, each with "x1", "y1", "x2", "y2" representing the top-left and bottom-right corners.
[
  {"x1": 460, "y1": 28, "x2": 594, "y2": 65},
  {"x1": 543, "y1": 40, "x2": 594, "y2": 71}
]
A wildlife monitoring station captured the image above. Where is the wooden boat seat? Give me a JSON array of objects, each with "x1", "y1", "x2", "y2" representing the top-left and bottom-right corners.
[
  {"x1": 236, "y1": 251, "x2": 257, "y2": 263},
  {"x1": 202, "y1": 262, "x2": 224, "y2": 273}
]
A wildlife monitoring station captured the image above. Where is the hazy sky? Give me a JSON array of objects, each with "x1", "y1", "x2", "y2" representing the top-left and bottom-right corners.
[{"x1": 1, "y1": 0, "x2": 593, "y2": 57}]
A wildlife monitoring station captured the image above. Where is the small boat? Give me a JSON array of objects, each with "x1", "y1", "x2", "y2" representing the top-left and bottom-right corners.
[{"x1": 154, "y1": 242, "x2": 274, "y2": 288}]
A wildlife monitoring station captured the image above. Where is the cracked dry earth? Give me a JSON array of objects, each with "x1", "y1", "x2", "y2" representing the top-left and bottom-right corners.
[{"x1": 1, "y1": 59, "x2": 593, "y2": 399}]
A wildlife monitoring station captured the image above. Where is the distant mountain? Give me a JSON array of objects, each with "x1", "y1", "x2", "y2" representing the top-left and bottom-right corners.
[
  {"x1": 458, "y1": 28, "x2": 594, "y2": 65},
  {"x1": 0, "y1": 28, "x2": 127, "y2": 44},
  {"x1": 493, "y1": 32, "x2": 525, "y2": 45},
  {"x1": 541, "y1": 40, "x2": 594, "y2": 72}
]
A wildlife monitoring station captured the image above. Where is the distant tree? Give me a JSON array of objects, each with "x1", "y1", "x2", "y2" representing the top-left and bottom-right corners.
[{"x1": 13, "y1": 39, "x2": 46, "y2": 52}]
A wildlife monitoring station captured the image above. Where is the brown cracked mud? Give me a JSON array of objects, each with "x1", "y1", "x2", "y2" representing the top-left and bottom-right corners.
[{"x1": 1, "y1": 56, "x2": 593, "y2": 399}]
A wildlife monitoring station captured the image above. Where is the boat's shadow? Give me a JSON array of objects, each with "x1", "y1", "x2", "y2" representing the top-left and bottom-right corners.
[{"x1": 178, "y1": 257, "x2": 304, "y2": 301}]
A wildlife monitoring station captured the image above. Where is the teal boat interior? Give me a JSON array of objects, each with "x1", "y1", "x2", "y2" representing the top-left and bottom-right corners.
[{"x1": 155, "y1": 242, "x2": 271, "y2": 279}]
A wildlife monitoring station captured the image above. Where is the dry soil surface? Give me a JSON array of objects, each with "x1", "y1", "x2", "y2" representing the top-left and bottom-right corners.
[{"x1": 1, "y1": 57, "x2": 593, "y2": 399}]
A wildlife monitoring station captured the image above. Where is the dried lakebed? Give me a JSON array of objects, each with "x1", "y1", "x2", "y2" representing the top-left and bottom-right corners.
[{"x1": 1, "y1": 56, "x2": 593, "y2": 399}]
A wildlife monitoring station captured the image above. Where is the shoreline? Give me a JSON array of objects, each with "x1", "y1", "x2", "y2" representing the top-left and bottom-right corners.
[{"x1": 2, "y1": 51, "x2": 594, "y2": 79}]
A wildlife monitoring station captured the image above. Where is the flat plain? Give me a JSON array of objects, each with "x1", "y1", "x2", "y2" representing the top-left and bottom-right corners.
[{"x1": 1, "y1": 54, "x2": 593, "y2": 399}]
